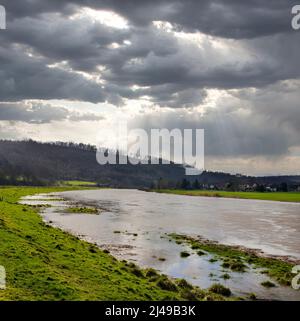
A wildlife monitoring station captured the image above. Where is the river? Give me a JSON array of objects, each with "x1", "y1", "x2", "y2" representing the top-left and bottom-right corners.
[{"x1": 21, "y1": 189, "x2": 300, "y2": 300}]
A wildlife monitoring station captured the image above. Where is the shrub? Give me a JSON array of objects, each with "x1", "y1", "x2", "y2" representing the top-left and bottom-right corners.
[
  {"x1": 157, "y1": 277, "x2": 177, "y2": 292},
  {"x1": 209, "y1": 283, "x2": 231, "y2": 297},
  {"x1": 176, "y1": 279, "x2": 193, "y2": 289},
  {"x1": 180, "y1": 251, "x2": 190, "y2": 258},
  {"x1": 261, "y1": 281, "x2": 276, "y2": 288}
]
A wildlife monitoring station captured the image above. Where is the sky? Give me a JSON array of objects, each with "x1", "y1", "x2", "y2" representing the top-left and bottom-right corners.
[{"x1": 0, "y1": 0, "x2": 299, "y2": 176}]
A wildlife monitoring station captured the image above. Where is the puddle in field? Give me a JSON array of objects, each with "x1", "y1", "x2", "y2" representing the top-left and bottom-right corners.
[{"x1": 20, "y1": 189, "x2": 300, "y2": 300}]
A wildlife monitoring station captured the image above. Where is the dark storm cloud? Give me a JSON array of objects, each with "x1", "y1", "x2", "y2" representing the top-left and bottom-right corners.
[
  {"x1": 2, "y1": 0, "x2": 294, "y2": 39},
  {"x1": 0, "y1": 43, "x2": 107, "y2": 102},
  {"x1": 130, "y1": 88, "x2": 300, "y2": 158},
  {"x1": 0, "y1": 0, "x2": 299, "y2": 107},
  {"x1": 97, "y1": 0, "x2": 295, "y2": 39},
  {"x1": 0, "y1": 101, "x2": 104, "y2": 123},
  {"x1": 1, "y1": 13, "x2": 130, "y2": 72},
  {"x1": 102, "y1": 31, "x2": 300, "y2": 105},
  {"x1": 1, "y1": 0, "x2": 74, "y2": 19},
  {"x1": 0, "y1": 0, "x2": 299, "y2": 111}
]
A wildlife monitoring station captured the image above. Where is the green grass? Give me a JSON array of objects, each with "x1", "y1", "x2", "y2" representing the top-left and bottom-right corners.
[
  {"x1": 169, "y1": 234, "x2": 295, "y2": 286},
  {"x1": 61, "y1": 180, "x2": 97, "y2": 187},
  {"x1": 261, "y1": 281, "x2": 276, "y2": 288},
  {"x1": 208, "y1": 283, "x2": 231, "y2": 297},
  {"x1": 0, "y1": 186, "x2": 227, "y2": 301},
  {"x1": 66, "y1": 206, "x2": 99, "y2": 215},
  {"x1": 153, "y1": 189, "x2": 300, "y2": 203}
]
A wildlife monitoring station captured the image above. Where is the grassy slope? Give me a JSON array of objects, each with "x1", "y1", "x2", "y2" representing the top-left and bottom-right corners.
[
  {"x1": 154, "y1": 189, "x2": 300, "y2": 203},
  {"x1": 0, "y1": 187, "x2": 223, "y2": 301}
]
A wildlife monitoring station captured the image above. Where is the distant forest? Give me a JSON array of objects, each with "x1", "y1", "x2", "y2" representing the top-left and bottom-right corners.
[
  {"x1": 0, "y1": 140, "x2": 300, "y2": 189},
  {"x1": 0, "y1": 140, "x2": 185, "y2": 187}
]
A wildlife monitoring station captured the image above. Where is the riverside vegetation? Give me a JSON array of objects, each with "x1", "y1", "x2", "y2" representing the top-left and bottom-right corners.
[
  {"x1": 0, "y1": 186, "x2": 229, "y2": 301},
  {"x1": 154, "y1": 189, "x2": 300, "y2": 203},
  {"x1": 169, "y1": 234, "x2": 296, "y2": 287}
]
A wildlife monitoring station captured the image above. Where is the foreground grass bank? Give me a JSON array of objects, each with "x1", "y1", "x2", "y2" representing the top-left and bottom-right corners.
[
  {"x1": 153, "y1": 189, "x2": 300, "y2": 203},
  {"x1": 0, "y1": 187, "x2": 225, "y2": 301}
]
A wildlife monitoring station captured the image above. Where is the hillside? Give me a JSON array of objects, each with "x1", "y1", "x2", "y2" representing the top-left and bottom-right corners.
[
  {"x1": 0, "y1": 140, "x2": 299, "y2": 188},
  {"x1": 0, "y1": 140, "x2": 186, "y2": 187}
]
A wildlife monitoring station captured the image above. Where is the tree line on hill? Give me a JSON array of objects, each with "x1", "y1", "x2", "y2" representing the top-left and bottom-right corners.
[{"x1": 0, "y1": 140, "x2": 300, "y2": 190}]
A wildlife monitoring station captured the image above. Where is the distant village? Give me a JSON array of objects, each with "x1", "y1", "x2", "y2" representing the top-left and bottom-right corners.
[{"x1": 155, "y1": 176, "x2": 300, "y2": 192}]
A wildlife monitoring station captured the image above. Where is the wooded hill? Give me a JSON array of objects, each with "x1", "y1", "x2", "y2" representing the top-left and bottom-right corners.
[{"x1": 0, "y1": 140, "x2": 299, "y2": 188}]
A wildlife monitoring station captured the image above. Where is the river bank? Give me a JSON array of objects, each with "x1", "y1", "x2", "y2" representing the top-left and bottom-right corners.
[
  {"x1": 152, "y1": 189, "x2": 300, "y2": 203},
  {"x1": 18, "y1": 188, "x2": 300, "y2": 300},
  {"x1": 0, "y1": 186, "x2": 226, "y2": 301}
]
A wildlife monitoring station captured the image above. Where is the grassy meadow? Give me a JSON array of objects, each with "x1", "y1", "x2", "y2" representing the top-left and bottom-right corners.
[
  {"x1": 60, "y1": 180, "x2": 98, "y2": 187},
  {"x1": 153, "y1": 189, "x2": 300, "y2": 203}
]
